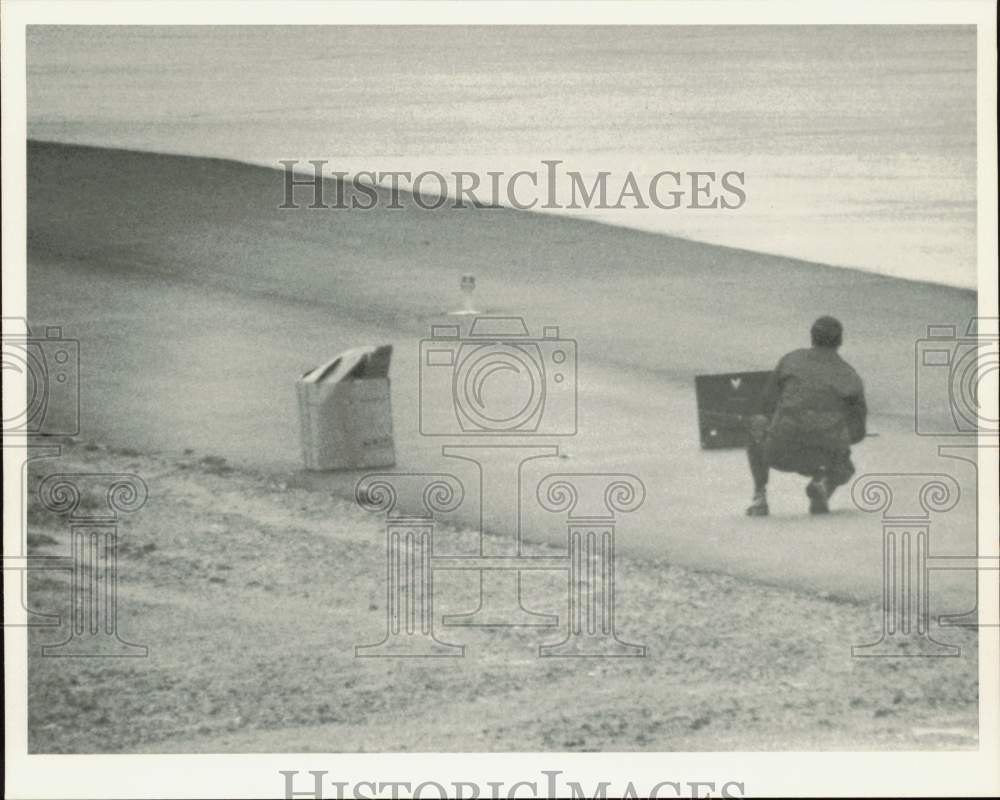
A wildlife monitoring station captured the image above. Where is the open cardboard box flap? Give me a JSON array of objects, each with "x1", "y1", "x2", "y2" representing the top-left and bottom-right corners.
[{"x1": 302, "y1": 344, "x2": 393, "y2": 384}]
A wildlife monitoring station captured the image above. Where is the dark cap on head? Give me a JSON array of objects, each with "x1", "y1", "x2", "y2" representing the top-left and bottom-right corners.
[{"x1": 811, "y1": 315, "x2": 843, "y2": 348}]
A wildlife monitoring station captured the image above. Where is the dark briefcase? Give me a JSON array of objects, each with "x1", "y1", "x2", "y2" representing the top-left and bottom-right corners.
[{"x1": 694, "y1": 371, "x2": 773, "y2": 449}]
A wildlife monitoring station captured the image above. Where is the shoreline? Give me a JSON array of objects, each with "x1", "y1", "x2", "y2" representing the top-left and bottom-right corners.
[{"x1": 25, "y1": 138, "x2": 978, "y2": 294}]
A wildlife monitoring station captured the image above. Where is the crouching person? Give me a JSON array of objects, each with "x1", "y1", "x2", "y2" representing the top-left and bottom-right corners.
[{"x1": 746, "y1": 316, "x2": 867, "y2": 516}]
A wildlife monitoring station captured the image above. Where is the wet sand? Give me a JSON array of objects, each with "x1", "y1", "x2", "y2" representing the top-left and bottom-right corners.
[{"x1": 26, "y1": 140, "x2": 980, "y2": 610}]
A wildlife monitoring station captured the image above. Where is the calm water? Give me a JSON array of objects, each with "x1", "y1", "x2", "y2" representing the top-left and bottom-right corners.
[{"x1": 27, "y1": 26, "x2": 977, "y2": 287}]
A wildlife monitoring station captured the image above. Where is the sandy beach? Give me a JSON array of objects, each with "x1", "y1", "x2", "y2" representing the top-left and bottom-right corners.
[
  {"x1": 24, "y1": 140, "x2": 982, "y2": 752},
  {"x1": 25, "y1": 441, "x2": 978, "y2": 753}
]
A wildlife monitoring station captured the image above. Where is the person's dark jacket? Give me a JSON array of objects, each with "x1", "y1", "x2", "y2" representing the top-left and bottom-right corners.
[{"x1": 759, "y1": 346, "x2": 867, "y2": 474}]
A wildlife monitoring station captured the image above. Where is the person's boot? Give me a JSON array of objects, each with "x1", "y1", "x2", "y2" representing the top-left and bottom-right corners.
[
  {"x1": 746, "y1": 489, "x2": 769, "y2": 517},
  {"x1": 806, "y1": 477, "x2": 830, "y2": 514}
]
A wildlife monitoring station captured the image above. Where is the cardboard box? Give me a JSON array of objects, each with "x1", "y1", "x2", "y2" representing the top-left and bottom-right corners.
[{"x1": 296, "y1": 345, "x2": 396, "y2": 470}]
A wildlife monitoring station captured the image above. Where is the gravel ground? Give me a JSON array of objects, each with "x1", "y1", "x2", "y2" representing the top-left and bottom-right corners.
[{"x1": 26, "y1": 440, "x2": 978, "y2": 753}]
